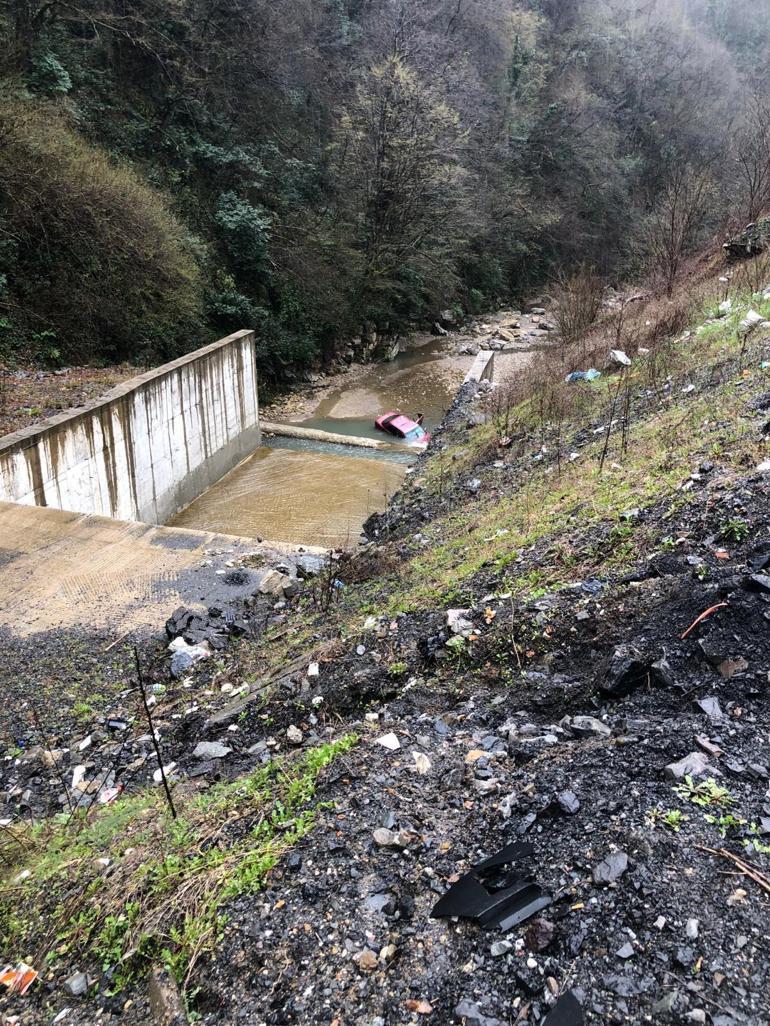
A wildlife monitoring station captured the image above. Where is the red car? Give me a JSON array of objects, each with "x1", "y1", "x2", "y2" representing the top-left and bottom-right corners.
[{"x1": 374, "y1": 412, "x2": 431, "y2": 445}]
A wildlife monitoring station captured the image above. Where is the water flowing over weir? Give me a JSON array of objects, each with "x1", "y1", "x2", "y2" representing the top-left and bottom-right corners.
[{"x1": 0, "y1": 329, "x2": 493, "y2": 550}]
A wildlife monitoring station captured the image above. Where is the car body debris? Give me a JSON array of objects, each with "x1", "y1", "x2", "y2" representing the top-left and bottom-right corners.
[{"x1": 431, "y1": 840, "x2": 551, "y2": 932}]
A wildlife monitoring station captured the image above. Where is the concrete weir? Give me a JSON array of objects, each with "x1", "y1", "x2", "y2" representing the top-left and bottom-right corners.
[{"x1": 0, "y1": 330, "x2": 260, "y2": 524}]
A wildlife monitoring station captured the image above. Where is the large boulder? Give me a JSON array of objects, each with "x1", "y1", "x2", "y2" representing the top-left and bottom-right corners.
[{"x1": 724, "y1": 217, "x2": 770, "y2": 261}]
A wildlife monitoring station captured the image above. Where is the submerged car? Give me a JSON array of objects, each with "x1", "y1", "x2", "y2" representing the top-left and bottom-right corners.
[{"x1": 374, "y1": 412, "x2": 431, "y2": 445}]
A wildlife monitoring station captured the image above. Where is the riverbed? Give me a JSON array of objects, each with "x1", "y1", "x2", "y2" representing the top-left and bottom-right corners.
[{"x1": 169, "y1": 310, "x2": 548, "y2": 547}]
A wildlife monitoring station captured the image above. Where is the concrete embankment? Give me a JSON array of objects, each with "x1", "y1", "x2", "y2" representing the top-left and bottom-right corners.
[{"x1": 0, "y1": 330, "x2": 260, "y2": 524}]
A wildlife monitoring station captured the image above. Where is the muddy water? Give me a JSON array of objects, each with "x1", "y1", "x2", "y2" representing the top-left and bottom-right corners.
[
  {"x1": 169, "y1": 340, "x2": 473, "y2": 547},
  {"x1": 292, "y1": 340, "x2": 471, "y2": 440},
  {"x1": 169, "y1": 444, "x2": 407, "y2": 548}
]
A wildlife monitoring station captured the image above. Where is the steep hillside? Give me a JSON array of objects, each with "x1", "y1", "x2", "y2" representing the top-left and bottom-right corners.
[{"x1": 2, "y1": 248, "x2": 770, "y2": 1024}]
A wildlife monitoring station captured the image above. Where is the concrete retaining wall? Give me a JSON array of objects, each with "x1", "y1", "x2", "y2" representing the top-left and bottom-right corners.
[
  {"x1": 0, "y1": 330, "x2": 260, "y2": 524},
  {"x1": 464, "y1": 350, "x2": 495, "y2": 384}
]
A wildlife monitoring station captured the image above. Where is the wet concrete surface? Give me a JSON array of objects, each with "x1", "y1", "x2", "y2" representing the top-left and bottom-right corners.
[{"x1": 0, "y1": 500, "x2": 318, "y2": 636}]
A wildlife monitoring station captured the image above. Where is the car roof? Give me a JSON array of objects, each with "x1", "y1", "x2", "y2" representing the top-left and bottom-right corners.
[{"x1": 388, "y1": 414, "x2": 416, "y2": 431}]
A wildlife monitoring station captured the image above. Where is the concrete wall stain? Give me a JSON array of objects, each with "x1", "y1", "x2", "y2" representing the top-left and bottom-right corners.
[{"x1": 0, "y1": 331, "x2": 259, "y2": 525}]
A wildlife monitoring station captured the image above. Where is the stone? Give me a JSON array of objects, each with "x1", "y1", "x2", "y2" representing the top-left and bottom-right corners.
[
  {"x1": 557, "y1": 790, "x2": 580, "y2": 815},
  {"x1": 601, "y1": 644, "x2": 651, "y2": 698},
  {"x1": 258, "y1": 569, "x2": 293, "y2": 596},
  {"x1": 148, "y1": 966, "x2": 188, "y2": 1026},
  {"x1": 593, "y1": 851, "x2": 629, "y2": 885},
  {"x1": 745, "y1": 573, "x2": 770, "y2": 594},
  {"x1": 354, "y1": 948, "x2": 378, "y2": 972},
  {"x1": 525, "y1": 917, "x2": 555, "y2": 952},
  {"x1": 616, "y1": 942, "x2": 635, "y2": 959},
  {"x1": 192, "y1": 741, "x2": 231, "y2": 760},
  {"x1": 453, "y1": 1000, "x2": 505, "y2": 1026},
  {"x1": 375, "y1": 732, "x2": 401, "y2": 751},
  {"x1": 286, "y1": 725, "x2": 303, "y2": 745},
  {"x1": 373, "y1": 828, "x2": 397, "y2": 847},
  {"x1": 718, "y1": 657, "x2": 748, "y2": 679},
  {"x1": 568, "y1": 715, "x2": 611, "y2": 738},
  {"x1": 412, "y1": 751, "x2": 432, "y2": 775},
  {"x1": 490, "y1": 940, "x2": 513, "y2": 956},
  {"x1": 695, "y1": 696, "x2": 725, "y2": 723},
  {"x1": 64, "y1": 972, "x2": 88, "y2": 997},
  {"x1": 467, "y1": 478, "x2": 482, "y2": 494},
  {"x1": 664, "y1": 751, "x2": 714, "y2": 781}
]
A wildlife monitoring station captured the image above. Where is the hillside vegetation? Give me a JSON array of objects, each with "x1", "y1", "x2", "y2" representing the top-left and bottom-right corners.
[{"x1": 1, "y1": 0, "x2": 770, "y2": 382}]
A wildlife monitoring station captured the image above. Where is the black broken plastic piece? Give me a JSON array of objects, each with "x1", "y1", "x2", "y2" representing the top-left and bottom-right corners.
[
  {"x1": 474, "y1": 840, "x2": 534, "y2": 871},
  {"x1": 543, "y1": 991, "x2": 584, "y2": 1026},
  {"x1": 431, "y1": 840, "x2": 550, "y2": 932}
]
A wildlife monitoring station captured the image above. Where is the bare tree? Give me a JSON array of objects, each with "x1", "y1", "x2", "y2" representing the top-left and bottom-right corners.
[
  {"x1": 735, "y1": 95, "x2": 770, "y2": 222},
  {"x1": 648, "y1": 162, "x2": 714, "y2": 296}
]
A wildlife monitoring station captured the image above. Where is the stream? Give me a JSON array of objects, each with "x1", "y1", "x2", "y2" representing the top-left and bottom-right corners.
[{"x1": 168, "y1": 338, "x2": 474, "y2": 547}]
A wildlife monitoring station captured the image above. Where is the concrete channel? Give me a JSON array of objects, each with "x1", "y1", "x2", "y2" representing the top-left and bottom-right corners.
[{"x1": 0, "y1": 332, "x2": 494, "y2": 630}]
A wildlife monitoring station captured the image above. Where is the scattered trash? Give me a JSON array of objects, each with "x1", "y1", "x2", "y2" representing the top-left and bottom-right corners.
[
  {"x1": 431, "y1": 841, "x2": 551, "y2": 932},
  {"x1": 739, "y1": 310, "x2": 763, "y2": 335},
  {"x1": 607, "y1": 348, "x2": 632, "y2": 368},
  {"x1": 286, "y1": 725, "x2": 303, "y2": 745},
  {"x1": 412, "y1": 751, "x2": 432, "y2": 775},
  {"x1": 307, "y1": 661, "x2": 319, "y2": 677},
  {"x1": 168, "y1": 637, "x2": 211, "y2": 678},
  {"x1": 542, "y1": 990, "x2": 584, "y2": 1026},
  {"x1": 0, "y1": 963, "x2": 38, "y2": 995},
  {"x1": 717, "y1": 299, "x2": 732, "y2": 316},
  {"x1": 565, "y1": 369, "x2": 601, "y2": 383}
]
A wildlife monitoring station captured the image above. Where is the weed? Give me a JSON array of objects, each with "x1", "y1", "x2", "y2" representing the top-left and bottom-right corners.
[
  {"x1": 704, "y1": 812, "x2": 746, "y2": 837},
  {"x1": 0, "y1": 734, "x2": 357, "y2": 997},
  {"x1": 719, "y1": 517, "x2": 750, "y2": 543},
  {"x1": 647, "y1": 807, "x2": 688, "y2": 832},
  {"x1": 673, "y1": 775, "x2": 735, "y2": 808},
  {"x1": 387, "y1": 662, "x2": 407, "y2": 677}
]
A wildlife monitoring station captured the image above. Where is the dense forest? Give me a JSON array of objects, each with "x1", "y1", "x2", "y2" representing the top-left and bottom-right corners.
[{"x1": 1, "y1": 0, "x2": 769, "y2": 386}]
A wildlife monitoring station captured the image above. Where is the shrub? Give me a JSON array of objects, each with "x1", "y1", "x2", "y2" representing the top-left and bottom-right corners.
[
  {"x1": 215, "y1": 191, "x2": 271, "y2": 275},
  {"x1": 0, "y1": 100, "x2": 205, "y2": 364},
  {"x1": 552, "y1": 266, "x2": 604, "y2": 348}
]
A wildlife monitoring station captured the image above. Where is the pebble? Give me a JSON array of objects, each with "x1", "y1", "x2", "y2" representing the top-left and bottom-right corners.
[
  {"x1": 64, "y1": 972, "x2": 88, "y2": 997},
  {"x1": 354, "y1": 948, "x2": 378, "y2": 971},
  {"x1": 375, "y1": 732, "x2": 401, "y2": 751},
  {"x1": 616, "y1": 942, "x2": 635, "y2": 959},
  {"x1": 593, "y1": 851, "x2": 629, "y2": 885},
  {"x1": 286, "y1": 725, "x2": 303, "y2": 744},
  {"x1": 490, "y1": 940, "x2": 512, "y2": 957}
]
